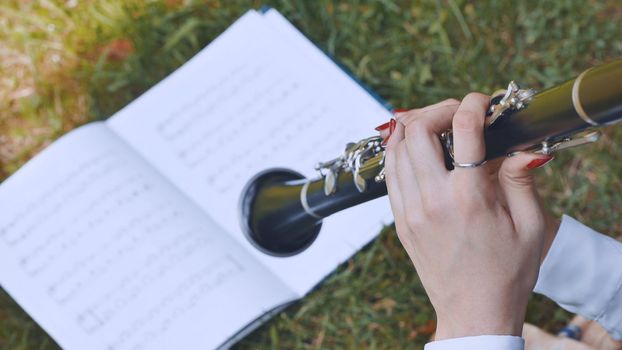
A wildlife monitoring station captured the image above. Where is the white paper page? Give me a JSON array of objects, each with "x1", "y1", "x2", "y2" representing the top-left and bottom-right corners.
[
  {"x1": 108, "y1": 10, "x2": 393, "y2": 296},
  {"x1": 0, "y1": 123, "x2": 295, "y2": 350}
]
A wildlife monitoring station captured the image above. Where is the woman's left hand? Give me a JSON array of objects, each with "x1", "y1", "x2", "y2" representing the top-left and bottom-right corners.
[{"x1": 381, "y1": 94, "x2": 554, "y2": 340}]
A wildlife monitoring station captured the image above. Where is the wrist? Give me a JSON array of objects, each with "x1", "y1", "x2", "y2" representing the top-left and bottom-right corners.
[
  {"x1": 434, "y1": 297, "x2": 527, "y2": 340},
  {"x1": 435, "y1": 316, "x2": 524, "y2": 340}
]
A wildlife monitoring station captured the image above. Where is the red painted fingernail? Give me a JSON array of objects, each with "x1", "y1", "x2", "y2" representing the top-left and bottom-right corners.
[
  {"x1": 393, "y1": 108, "x2": 409, "y2": 114},
  {"x1": 526, "y1": 156, "x2": 554, "y2": 170},
  {"x1": 381, "y1": 119, "x2": 397, "y2": 146},
  {"x1": 375, "y1": 121, "x2": 391, "y2": 131}
]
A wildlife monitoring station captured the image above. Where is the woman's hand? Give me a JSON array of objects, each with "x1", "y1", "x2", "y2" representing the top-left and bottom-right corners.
[{"x1": 382, "y1": 94, "x2": 555, "y2": 340}]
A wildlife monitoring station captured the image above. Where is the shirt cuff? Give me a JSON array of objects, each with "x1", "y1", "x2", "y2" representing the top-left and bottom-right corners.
[
  {"x1": 534, "y1": 214, "x2": 622, "y2": 340},
  {"x1": 424, "y1": 335, "x2": 524, "y2": 350}
]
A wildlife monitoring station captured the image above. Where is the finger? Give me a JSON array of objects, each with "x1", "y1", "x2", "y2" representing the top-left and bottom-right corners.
[
  {"x1": 384, "y1": 139, "x2": 407, "y2": 228},
  {"x1": 396, "y1": 98, "x2": 459, "y2": 126},
  {"x1": 383, "y1": 118, "x2": 406, "y2": 222},
  {"x1": 401, "y1": 100, "x2": 459, "y2": 192},
  {"x1": 378, "y1": 127, "x2": 390, "y2": 140},
  {"x1": 451, "y1": 92, "x2": 490, "y2": 185},
  {"x1": 385, "y1": 117, "x2": 405, "y2": 149},
  {"x1": 498, "y1": 152, "x2": 554, "y2": 233},
  {"x1": 376, "y1": 119, "x2": 393, "y2": 140},
  {"x1": 392, "y1": 142, "x2": 423, "y2": 257},
  {"x1": 394, "y1": 142, "x2": 422, "y2": 217},
  {"x1": 384, "y1": 150, "x2": 404, "y2": 225},
  {"x1": 376, "y1": 108, "x2": 411, "y2": 140},
  {"x1": 387, "y1": 101, "x2": 454, "y2": 230}
]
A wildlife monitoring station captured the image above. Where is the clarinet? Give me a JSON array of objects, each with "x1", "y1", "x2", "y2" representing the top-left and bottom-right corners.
[{"x1": 239, "y1": 59, "x2": 622, "y2": 257}]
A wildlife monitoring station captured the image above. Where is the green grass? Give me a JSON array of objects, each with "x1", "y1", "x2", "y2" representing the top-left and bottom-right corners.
[{"x1": 1, "y1": 0, "x2": 621, "y2": 349}]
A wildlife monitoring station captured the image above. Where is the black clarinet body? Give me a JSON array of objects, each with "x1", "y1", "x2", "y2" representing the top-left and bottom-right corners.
[{"x1": 239, "y1": 59, "x2": 622, "y2": 257}]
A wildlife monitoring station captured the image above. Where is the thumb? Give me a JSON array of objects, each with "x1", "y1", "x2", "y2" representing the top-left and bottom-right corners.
[{"x1": 498, "y1": 152, "x2": 554, "y2": 232}]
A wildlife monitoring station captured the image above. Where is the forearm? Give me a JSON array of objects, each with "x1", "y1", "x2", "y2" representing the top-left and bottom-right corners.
[{"x1": 534, "y1": 215, "x2": 622, "y2": 340}]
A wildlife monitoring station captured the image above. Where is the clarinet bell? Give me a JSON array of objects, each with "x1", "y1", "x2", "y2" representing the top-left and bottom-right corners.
[{"x1": 239, "y1": 168, "x2": 323, "y2": 257}]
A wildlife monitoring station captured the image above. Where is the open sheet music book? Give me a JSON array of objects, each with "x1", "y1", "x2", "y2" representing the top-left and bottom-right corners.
[{"x1": 0, "y1": 9, "x2": 393, "y2": 349}]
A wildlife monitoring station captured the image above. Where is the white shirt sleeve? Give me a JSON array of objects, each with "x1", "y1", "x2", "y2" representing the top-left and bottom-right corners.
[
  {"x1": 534, "y1": 214, "x2": 622, "y2": 340},
  {"x1": 424, "y1": 335, "x2": 524, "y2": 349}
]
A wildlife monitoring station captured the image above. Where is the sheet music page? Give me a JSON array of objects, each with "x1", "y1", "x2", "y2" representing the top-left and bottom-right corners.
[
  {"x1": 0, "y1": 123, "x2": 295, "y2": 350},
  {"x1": 108, "y1": 10, "x2": 394, "y2": 296}
]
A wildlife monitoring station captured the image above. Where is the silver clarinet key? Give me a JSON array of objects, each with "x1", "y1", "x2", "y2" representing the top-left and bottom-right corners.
[
  {"x1": 324, "y1": 167, "x2": 338, "y2": 196},
  {"x1": 353, "y1": 170, "x2": 367, "y2": 193}
]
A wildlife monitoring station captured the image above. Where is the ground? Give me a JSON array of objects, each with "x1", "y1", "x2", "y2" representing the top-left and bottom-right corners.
[{"x1": 0, "y1": 0, "x2": 621, "y2": 349}]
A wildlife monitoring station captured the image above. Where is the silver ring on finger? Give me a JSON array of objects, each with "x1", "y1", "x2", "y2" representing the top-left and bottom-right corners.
[{"x1": 452, "y1": 159, "x2": 487, "y2": 168}]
